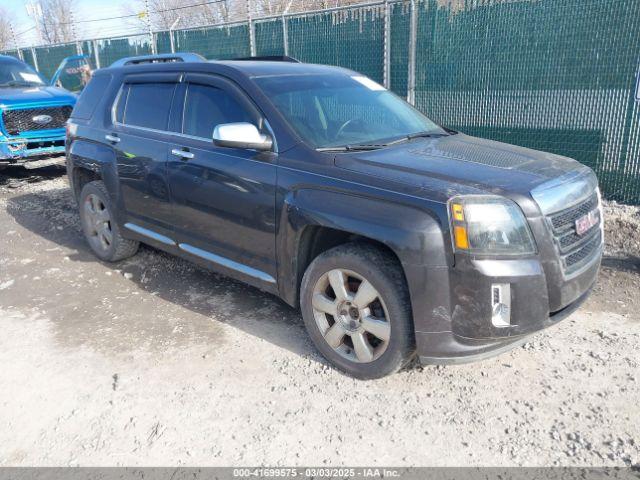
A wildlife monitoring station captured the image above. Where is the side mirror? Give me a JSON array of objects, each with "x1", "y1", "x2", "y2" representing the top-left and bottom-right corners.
[{"x1": 212, "y1": 122, "x2": 273, "y2": 151}]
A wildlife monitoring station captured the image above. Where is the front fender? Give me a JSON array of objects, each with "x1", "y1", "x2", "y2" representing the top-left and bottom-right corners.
[{"x1": 277, "y1": 188, "x2": 453, "y2": 333}]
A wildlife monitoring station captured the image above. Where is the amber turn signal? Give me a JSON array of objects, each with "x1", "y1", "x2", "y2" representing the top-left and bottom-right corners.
[{"x1": 454, "y1": 226, "x2": 469, "y2": 250}]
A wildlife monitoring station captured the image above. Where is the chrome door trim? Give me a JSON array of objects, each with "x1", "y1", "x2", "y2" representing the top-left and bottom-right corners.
[
  {"x1": 178, "y1": 243, "x2": 276, "y2": 284},
  {"x1": 124, "y1": 223, "x2": 176, "y2": 246}
]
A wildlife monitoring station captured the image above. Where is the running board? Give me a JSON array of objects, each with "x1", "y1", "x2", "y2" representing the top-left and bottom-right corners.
[
  {"x1": 178, "y1": 243, "x2": 276, "y2": 284},
  {"x1": 123, "y1": 222, "x2": 276, "y2": 284},
  {"x1": 124, "y1": 223, "x2": 175, "y2": 246}
]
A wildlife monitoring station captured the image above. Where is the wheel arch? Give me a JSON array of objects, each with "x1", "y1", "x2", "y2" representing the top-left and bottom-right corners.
[
  {"x1": 67, "y1": 139, "x2": 120, "y2": 204},
  {"x1": 277, "y1": 188, "x2": 450, "y2": 310}
]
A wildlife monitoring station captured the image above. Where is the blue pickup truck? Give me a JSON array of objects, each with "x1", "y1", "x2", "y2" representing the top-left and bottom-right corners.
[{"x1": 0, "y1": 54, "x2": 80, "y2": 170}]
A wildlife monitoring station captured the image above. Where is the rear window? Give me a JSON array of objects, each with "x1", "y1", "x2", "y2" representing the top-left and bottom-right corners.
[
  {"x1": 119, "y1": 82, "x2": 176, "y2": 131},
  {"x1": 71, "y1": 74, "x2": 112, "y2": 120}
]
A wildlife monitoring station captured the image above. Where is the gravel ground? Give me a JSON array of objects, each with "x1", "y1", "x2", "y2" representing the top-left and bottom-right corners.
[{"x1": 0, "y1": 167, "x2": 638, "y2": 467}]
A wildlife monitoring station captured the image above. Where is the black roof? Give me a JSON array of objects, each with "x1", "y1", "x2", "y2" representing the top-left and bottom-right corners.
[
  {"x1": 101, "y1": 58, "x2": 353, "y2": 80},
  {"x1": 212, "y1": 60, "x2": 351, "y2": 77}
]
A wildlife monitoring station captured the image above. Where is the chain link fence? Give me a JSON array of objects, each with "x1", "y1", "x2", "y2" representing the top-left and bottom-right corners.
[{"x1": 2, "y1": 0, "x2": 640, "y2": 204}]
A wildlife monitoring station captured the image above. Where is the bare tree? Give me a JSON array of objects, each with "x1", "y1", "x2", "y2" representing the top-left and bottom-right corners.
[
  {"x1": 27, "y1": 0, "x2": 76, "y2": 44},
  {"x1": 124, "y1": 0, "x2": 247, "y2": 31},
  {"x1": 0, "y1": 7, "x2": 16, "y2": 50},
  {"x1": 122, "y1": 0, "x2": 376, "y2": 33}
]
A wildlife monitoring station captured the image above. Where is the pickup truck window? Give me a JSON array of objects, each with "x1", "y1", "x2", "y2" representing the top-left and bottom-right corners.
[
  {"x1": 121, "y1": 82, "x2": 176, "y2": 131},
  {"x1": 254, "y1": 73, "x2": 442, "y2": 149},
  {"x1": 182, "y1": 83, "x2": 253, "y2": 139},
  {"x1": 0, "y1": 57, "x2": 46, "y2": 87}
]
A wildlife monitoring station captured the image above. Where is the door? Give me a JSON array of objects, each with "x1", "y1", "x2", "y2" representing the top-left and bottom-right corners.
[
  {"x1": 167, "y1": 73, "x2": 278, "y2": 283},
  {"x1": 108, "y1": 74, "x2": 180, "y2": 239},
  {"x1": 50, "y1": 54, "x2": 94, "y2": 93}
]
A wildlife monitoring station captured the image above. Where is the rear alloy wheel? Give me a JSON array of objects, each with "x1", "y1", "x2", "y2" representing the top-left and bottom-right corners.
[
  {"x1": 79, "y1": 180, "x2": 139, "y2": 262},
  {"x1": 301, "y1": 243, "x2": 415, "y2": 379},
  {"x1": 83, "y1": 193, "x2": 113, "y2": 255}
]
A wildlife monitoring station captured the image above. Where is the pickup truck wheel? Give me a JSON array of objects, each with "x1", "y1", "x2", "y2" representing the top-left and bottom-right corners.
[
  {"x1": 79, "y1": 180, "x2": 139, "y2": 262},
  {"x1": 300, "y1": 243, "x2": 415, "y2": 379}
]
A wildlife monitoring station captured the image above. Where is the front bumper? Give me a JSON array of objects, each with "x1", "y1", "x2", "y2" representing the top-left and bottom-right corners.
[
  {"x1": 0, "y1": 133, "x2": 66, "y2": 165},
  {"x1": 409, "y1": 240, "x2": 601, "y2": 365}
]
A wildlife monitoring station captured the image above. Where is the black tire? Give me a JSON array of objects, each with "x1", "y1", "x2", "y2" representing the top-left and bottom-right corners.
[
  {"x1": 78, "y1": 180, "x2": 139, "y2": 262},
  {"x1": 300, "y1": 242, "x2": 415, "y2": 379}
]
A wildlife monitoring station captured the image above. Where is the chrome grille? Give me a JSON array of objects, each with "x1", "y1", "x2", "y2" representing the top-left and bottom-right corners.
[
  {"x1": 547, "y1": 193, "x2": 602, "y2": 275},
  {"x1": 1, "y1": 106, "x2": 72, "y2": 136}
]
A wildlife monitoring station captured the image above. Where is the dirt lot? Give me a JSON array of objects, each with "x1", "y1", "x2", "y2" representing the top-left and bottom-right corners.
[{"x1": 0, "y1": 167, "x2": 638, "y2": 467}]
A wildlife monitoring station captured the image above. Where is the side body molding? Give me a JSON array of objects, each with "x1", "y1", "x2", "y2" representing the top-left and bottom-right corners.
[{"x1": 277, "y1": 187, "x2": 453, "y2": 334}]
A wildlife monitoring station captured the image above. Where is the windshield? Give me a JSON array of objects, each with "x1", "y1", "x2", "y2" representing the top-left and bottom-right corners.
[
  {"x1": 254, "y1": 72, "x2": 443, "y2": 149},
  {"x1": 0, "y1": 59, "x2": 46, "y2": 87}
]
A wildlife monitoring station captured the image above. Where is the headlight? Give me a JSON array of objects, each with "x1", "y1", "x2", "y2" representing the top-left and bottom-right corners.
[{"x1": 449, "y1": 196, "x2": 536, "y2": 255}]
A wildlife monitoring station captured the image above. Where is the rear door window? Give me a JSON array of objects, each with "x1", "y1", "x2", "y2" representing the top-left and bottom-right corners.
[
  {"x1": 121, "y1": 83, "x2": 176, "y2": 131},
  {"x1": 182, "y1": 83, "x2": 254, "y2": 139}
]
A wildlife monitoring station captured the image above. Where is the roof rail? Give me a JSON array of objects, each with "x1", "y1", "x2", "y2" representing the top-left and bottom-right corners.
[
  {"x1": 109, "y1": 53, "x2": 206, "y2": 68},
  {"x1": 231, "y1": 55, "x2": 301, "y2": 63}
]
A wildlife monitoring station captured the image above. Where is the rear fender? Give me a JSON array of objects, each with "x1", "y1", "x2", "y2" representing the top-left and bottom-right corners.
[{"x1": 68, "y1": 139, "x2": 121, "y2": 210}]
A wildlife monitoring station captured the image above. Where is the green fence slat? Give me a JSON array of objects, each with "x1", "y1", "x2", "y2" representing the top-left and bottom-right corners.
[
  {"x1": 33, "y1": 43, "x2": 77, "y2": 80},
  {"x1": 174, "y1": 24, "x2": 250, "y2": 59},
  {"x1": 95, "y1": 34, "x2": 153, "y2": 68},
  {"x1": 255, "y1": 18, "x2": 285, "y2": 57}
]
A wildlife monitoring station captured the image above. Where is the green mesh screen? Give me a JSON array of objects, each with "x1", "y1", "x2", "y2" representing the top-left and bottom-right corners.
[
  {"x1": 32, "y1": 43, "x2": 77, "y2": 80},
  {"x1": 154, "y1": 31, "x2": 172, "y2": 55},
  {"x1": 255, "y1": 18, "x2": 285, "y2": 57},
  {"x1": 94, "y1": 34, "x2": 152, "y2": 67},
  {"x1": 173, "y1": 24, "x2": 250, "y2": 59},
  {"x1": 389, "y1": 1, "x2": 410, "y2": 96},
  {"x1": 287, "y1": 4, "x2": 385, "y2": 84},
  {"x1": 412, "y1": 0, "x2": 640, "y2": 204},
  {"x1": 0, "y1": 49, "x2": 20, "y2": 59}
]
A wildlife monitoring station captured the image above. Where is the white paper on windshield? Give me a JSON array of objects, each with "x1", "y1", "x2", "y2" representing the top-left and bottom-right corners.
[
  {"x1": 19, "y1": 72, "x2": 43, "y2": 83},
  {"x1": 352, "y1": 75, "x2": 386, "y2": 91}
]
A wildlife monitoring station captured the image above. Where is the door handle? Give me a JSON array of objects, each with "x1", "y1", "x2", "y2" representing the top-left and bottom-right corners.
[
  {"x1": 171, "y1": 148, "x2": 194, "y2": 160},
  {"x1": 105, "y1": 134, "x2": 120, "y2": 143}
]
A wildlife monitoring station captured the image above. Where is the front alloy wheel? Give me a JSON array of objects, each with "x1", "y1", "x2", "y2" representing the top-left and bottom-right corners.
[
  {"x1": 312, "y1": 268, "x2": 391, "y2": 363},
  {"x1": 300, "y1": 243, "x2": 415, "y2": 379}
]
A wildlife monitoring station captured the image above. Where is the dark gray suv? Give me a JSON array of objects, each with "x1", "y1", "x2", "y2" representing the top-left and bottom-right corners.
[{"x1": 65, "y1": 55, "x2": 603, "y2": 379}]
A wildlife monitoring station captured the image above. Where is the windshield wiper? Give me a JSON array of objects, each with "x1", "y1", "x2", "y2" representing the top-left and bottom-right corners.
[
  {"x1": 317, "y1": 144, "x2": 386, "y2": 152},
  {"x1": 316, "y1": 131, "x2": 453, "y2": 152},
  {"x1": 316, "y1": 130, "x2": 455, "y2": 152}
]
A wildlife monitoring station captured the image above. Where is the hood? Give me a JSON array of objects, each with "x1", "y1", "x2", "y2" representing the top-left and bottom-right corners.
[
  {"x1": 0, "y1": 85, "x2": 76, "y2": 108},
  {"x1": 334, "y1": 133, "x2": 590, "y2": 200}
]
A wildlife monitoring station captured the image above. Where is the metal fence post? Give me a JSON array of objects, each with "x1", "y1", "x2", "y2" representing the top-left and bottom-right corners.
[
  {"x1": 383, "y1": 0, "x2": 391, "y2": 89},
  {"x1": 169, "y1": 17, "x2": 181, "y2": 54},
  {"x1": 145, "y1": 0, "x2": 157, "y2": 55},
  {"x1": 282, "y1": 15, "x2": 289, "y2": 56},
  {"x1": 16, "y1": 48, "x2": 24, "y2": 61},
  {"x1": 247, "y1": 0, "x2": 256, "y2": 57},
  {"x1": 93, "y1": 39, "x2": 101, "y2": 69},
  {"x1": 407, "y1": 0, "x2": 418, "y2": 105},
  {"x1": 31, "y1": 46, "x2": 39, "y2": 72}
]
